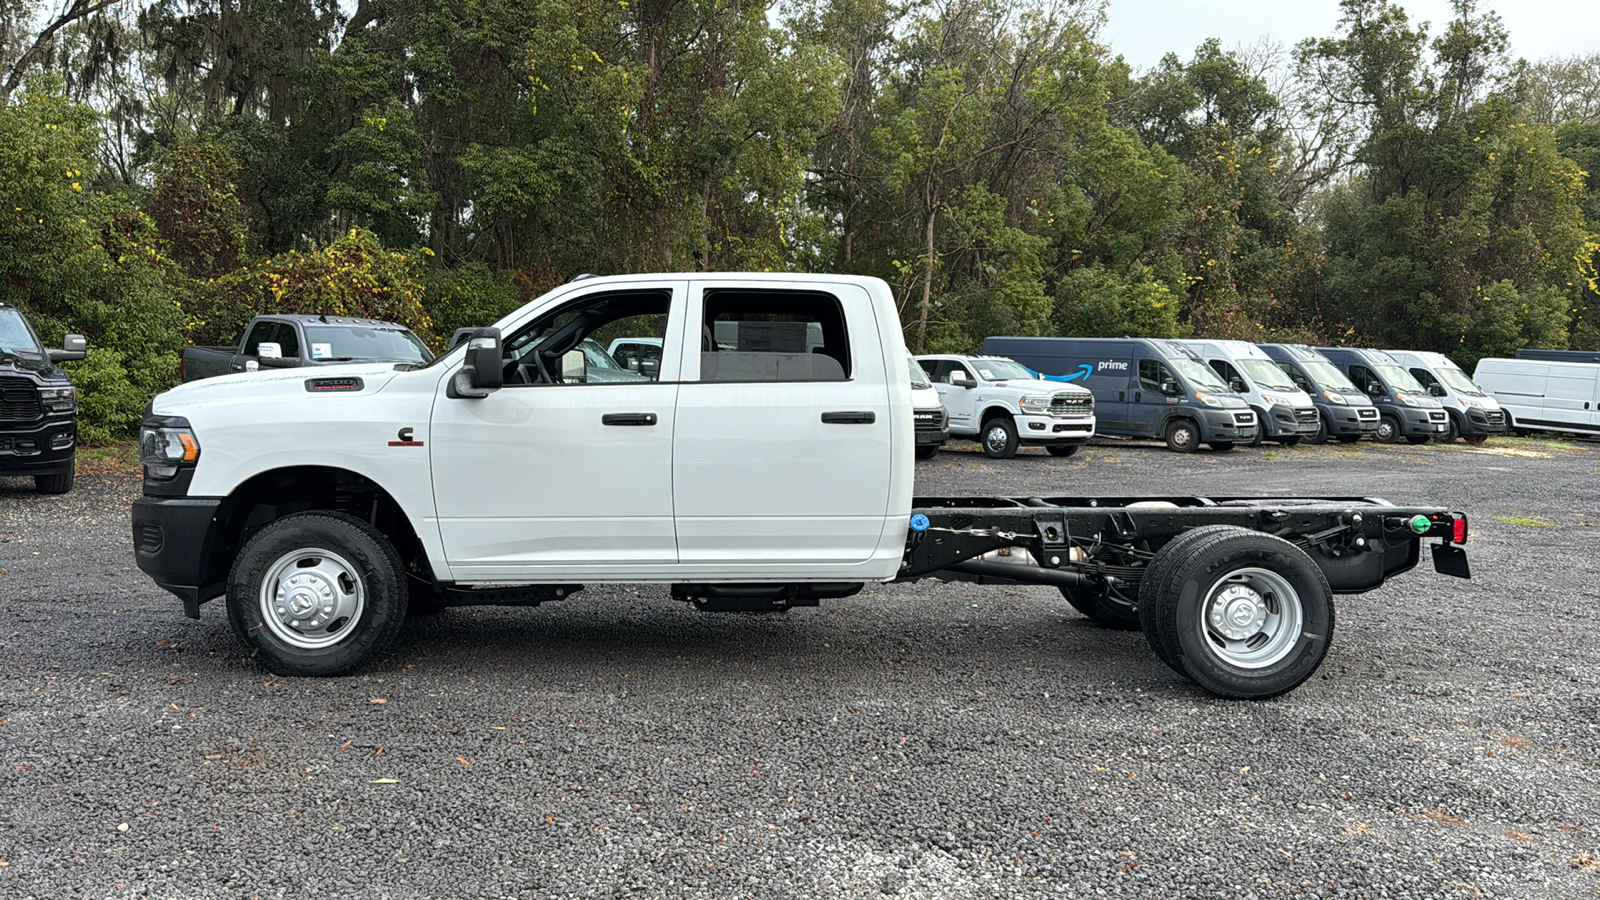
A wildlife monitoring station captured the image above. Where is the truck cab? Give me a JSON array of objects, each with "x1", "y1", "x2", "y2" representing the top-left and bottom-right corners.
[
  {"x1": 1257, "y1": 343, "x2": 1379, "y2": 443},
  {"x1": 1384, "y1": 349, "x2": 1506, "y2": 444},
  {"x1": 913, "y1": 354, "x2": 1094, "y2": 458},
  {"x1": 0, "y1": 303, "x2": 86, "y2": 494},
  {"x1": 981, "y1": 336, "x2": 1257, "y2": 453},
  {"x1": 1181, "y1": 339, "x2": 1319, "y2": 446},
  {"x1": 1315, "y1": 347, "x2": 1448, "y2": 444}
]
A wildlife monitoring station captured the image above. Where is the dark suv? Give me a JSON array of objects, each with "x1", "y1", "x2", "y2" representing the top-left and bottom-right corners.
[{"x1": 0, "y1": 303, "x2": 86, "y2": 493}]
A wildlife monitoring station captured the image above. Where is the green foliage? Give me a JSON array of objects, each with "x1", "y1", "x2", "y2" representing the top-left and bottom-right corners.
[
  {"x1": 146, "y1": 143, "x2": 249, "y2": 278},
  {"x1": 417, "y1": 262, "x2": 524, "y2": 340}
]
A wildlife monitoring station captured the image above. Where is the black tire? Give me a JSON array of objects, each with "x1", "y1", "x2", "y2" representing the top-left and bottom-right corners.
[
  {"x1": 981, "y1": 416, "x2": 1019, "y2": 459},
  {"x1": 226, "y1": 511, "x2": 409, "y2": 676},
  {"x1": 1375, "y1": 413, "x2": 1402, "y2": 444},
  {"x1": 914, "y1": 444, "x2": 940, "y2": 460},
  {"x1": 1045, "y1": 444, "x2": 1080, "y2": 458},
  {"x1": 1281, "y1": 436, "x2": 1302, "y2": 448},
  {"x1": 1209, "y1": 441, "x2": 1235, "y2": 452},
  {"x1": 1164, "y1": 418, "x2": 1199, "y2": 453},
  {"x1": 1246, "y1": 409, "x2": 1266, "y2": 447},
  {"x1": 1303, "y1": 413, "x2": 1329, "y2": 445},
  {"x1": 1404, "y1": 434, "x2": 1430, "y2": 445},
  {"x1": 1138, "y1": 528, "x2": 1334, "y2": 700},
  {"x1": 1335, "y1": 434, "x2": 1362, "y2": 444},
  {"x1": 34, "y1": 465, "x2": 74, "y2": 494},
  {"x1": 1506, "y1": 412, "x2": 1530, "y2": 437},
  {"x1": 1059, "y1": 584, "x2": 1140, "y2": 630},
  {"x1": 1443, "y1": 416, "x2": 1460, "y2": 443},
  {"x1": 1463, "y1": 434, "x2": 1488, "y2": 446}
]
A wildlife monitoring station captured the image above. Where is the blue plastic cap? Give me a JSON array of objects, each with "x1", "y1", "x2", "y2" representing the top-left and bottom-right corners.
[{"x1": 909, "y1": 514, "x2": 930, "y2": 532}]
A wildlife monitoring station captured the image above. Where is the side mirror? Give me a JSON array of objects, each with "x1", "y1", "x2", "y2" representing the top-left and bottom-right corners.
[
  {"x1": 1229, "y1": 378, "x2": 1246, "y2": 393},
  {"x1": 561, "y1": 349, "x2": 587, "y2": 382},
  {"x1": 450, "y1": 327, "x2": 503, "y2": 399},
  {"x1": 1429, "y1": 383, "x2": 1446, "y2": 397},
  {"x1": 448, "y1": 327, "x2": 476, "y2": 351},
  {"x1": 47, "y1": 333, "x2": 87, "y2": 362},
  {"x1": 1162, "y1": 380, "x2": 1181, "y2": 396},
  {"x1": 949, "y1": 371, "x2": 973, "y2": 388},
  {"x1": 257, "y1": 342, "x2": 283, "y2": 360},
  {"x1": 1367, "y1": 383, "x2": 1385, "y2": 396}
]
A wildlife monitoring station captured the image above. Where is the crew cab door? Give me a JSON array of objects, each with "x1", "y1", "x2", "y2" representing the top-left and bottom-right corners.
[
  {"x1": 930, "y1": 360, "x2": 979, "y2": 429},
  {"x1": 430, "y1": 280, "x2": 688, "y2": 579},
  {"x1": 671, "y1": 280, "x2": 892, "y2": 568}
]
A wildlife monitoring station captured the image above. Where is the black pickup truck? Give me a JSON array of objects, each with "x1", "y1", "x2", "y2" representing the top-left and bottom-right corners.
[
  {"x1": 1, "y1": 303, "x2": 86, "y2": 493},
  {"x1": 181, "y1": 315, "x2": 433, "y2": 381}
]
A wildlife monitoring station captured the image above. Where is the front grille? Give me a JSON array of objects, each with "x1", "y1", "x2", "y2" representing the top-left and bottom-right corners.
[
  {"x1": 1294, "y1": 407, "x2": 1320, "y2": 424},
  {"x1": 1428, "y1": 410, "x2": 1447, "y2": 422},
  {"x1": 0, "y1": 377, "x2": 41, "y2": 422},
  {"x1": 1234, "y1": 412, "x2": 1256, "y2": 425},
  {"x1": 913, "y1": 408, "x2": 945, "y2": 430},
  {"x1": 1049, "y1": 393, "x2": 1093, "y2": 416},
  {"x1": 1357, "y1": 407, "x2": 1379, "y2": 420},
  {"x1": 1484, "y1": 410, "x2": 1505, "y2": 425}
]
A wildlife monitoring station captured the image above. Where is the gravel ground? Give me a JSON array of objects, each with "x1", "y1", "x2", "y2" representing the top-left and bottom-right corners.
[{"x1": 2, "y1": 436, "x2": 1598, "y2": 899}]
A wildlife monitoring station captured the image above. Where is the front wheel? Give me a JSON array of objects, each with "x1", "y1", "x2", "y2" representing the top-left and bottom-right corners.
[
  {"x1": 1208, "y1": 441, "x2": 1235, "y2": 452},
  {"x1": 1443, "y1": 416, "x2": 1460, "y2": 443},
  {"x1": 1303, "y1": 413, "x2": 1329, "y2": 445},
  {"x1": 1281, "y1": 436, "x2": 1302, "y2": 448},
  {"x1": 914, "y1": 444, "x2": 941, "y2": 460},
  {"x1": 226, "y1": 511, "x2": 409, "y2": 676},
  {"x1": 981, "y1": 416, "x2": 1019, "y2": 459},
  {"x1": 1045, "y1": 444, "x2": 1080, "y2": 458},
  {"x1": 1375, "y1": 413, "x2": 1401, "y2": 444},
  {"x1": 1463, "y1": 434, "x2": 1488, "y2": 446},
  {"x1": 1335, "y1": 434, "x2": 1362, "y2": 444},
  {"x1": 1139, "y1": 528, "x2": 1334, "y2": 700},
  {"x1": 1164, "y1": 419, "x2": 1199, "y2": 453},
  {"x1": 1404, "y1": 434, "x2": 1430, "y2": 445},
  {"x1": 34, "y1": 465, "x2": 74, "y2": 494}
]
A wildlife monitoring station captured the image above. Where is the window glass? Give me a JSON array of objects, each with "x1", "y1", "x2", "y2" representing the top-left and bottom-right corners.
[
  {"x1": 1432, "y1": 366, "x2": 1484, "y2": 395},
  {"x1": 1373, "y1": 364, "x2": 1425, "y2": 393},
  {"x1": 699, "y1": 289, "x2": 849, "y2": 382},
  {"x1": 1301, "y1": 359, "x2": 1356, "y2": 391},
  {"x1": 0, "y1": 309, "x2": 43, "y2": 355},
  {"x1": 907, "y1": 358, "x2": 933, "y2": 389},
  {"x1": 303, "y1": 325, "x2": 430, "y2": 363},
  {"x1": 1238, "y1": 359, "x2": 1296, "y2": 391},
  {"x1": 609, "y1": 340, "x2": 663, "y2": 378},
  {"x1": 503, "y1": 290, "x2": 671, "y2": 385},
  {"x1": 1170, "y1": 358, "x2": 1229, "y2": 390},
  {"x1": 242, "y1": 320, "x2": 276, "y2": 356},
  {"x1": 275, "y1": 324, "x2": 300, "y2": 361},
  {"x1": 1139, "y1": 359, "x2": 1172, "y2": 391},
  {"x1": 971, "y1": 359, "x2": 1036, "y2": 381},
  {"x1": 1280, "y1": 363, "x2": 1314, "y2": 393},
  {"x1": 1349, "y1": 365, "x2": 1377, "y2": 392}
]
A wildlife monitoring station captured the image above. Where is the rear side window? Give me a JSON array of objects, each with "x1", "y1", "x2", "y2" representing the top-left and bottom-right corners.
[{"x1": 699, "y1": 289, "x2": 850, "y2": 382}]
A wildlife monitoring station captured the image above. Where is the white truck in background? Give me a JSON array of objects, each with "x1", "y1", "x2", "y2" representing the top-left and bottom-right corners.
[
  {"x1": 913, "y1": 354, "x2": 1096, "y2": 458},
  {"x1": 131, "y1": 273, "x2": 1471, "y2": 700}
]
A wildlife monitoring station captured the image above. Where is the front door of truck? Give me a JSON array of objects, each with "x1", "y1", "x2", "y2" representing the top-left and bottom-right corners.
[
  {"x1": 431, "y1": 281, "x2": 689, "y2": 579},
  {"x1": 930, "y1": 360, "x2": 978, "y2": 430},
  {"x1": 670, "y1": 280, "x2": 892, "y2": 568}
]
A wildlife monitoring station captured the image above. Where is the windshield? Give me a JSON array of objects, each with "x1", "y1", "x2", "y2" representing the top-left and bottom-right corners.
[
  {"x1": 1432, "y1": 366, "x2": 1484, "y2": 396},
  {"x1": 1171, "y1": 358, "x2": 1229, "y2": 391},
  {"x1": 1299, "y1": 360, "x2": 1357, "y2": 392},
  {"x1": 1238, "y1": 358, "x2": 1296, "y2": 391},
  {"x1": 1374, "y1": 363, "x2": 1425, "y2": 393},
  {"x1": 972, "y1": 359, "x2": 1038, "y2": 381},
  {"x1": 907, "y1": 358, "x2": 933, "y2": 389},
  {"x1": 0, "y1": 309, "x2": 44, "y2": 356},
  {"x1": 303, "y1": 325, "x2": 433, "y2": 364}
]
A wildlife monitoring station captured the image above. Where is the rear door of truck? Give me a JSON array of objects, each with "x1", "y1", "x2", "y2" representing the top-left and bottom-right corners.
[{"x1": 671, "y1": 279, "x2": 892, "y2": 567}]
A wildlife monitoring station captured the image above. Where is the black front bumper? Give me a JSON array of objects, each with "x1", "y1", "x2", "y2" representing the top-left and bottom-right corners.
[
  {"x1": 1320, "y1": 404, "x2": 1380, "y2": 436},
  {"x1": 131, "y1": 496, "x2": 227, "y2": 617},
  {"x1": 1457, "y1": 407, "x2": 1508, "y2": 437},
  {"x1": 0, "y1": 417, "x2": 76, "y2": 475},
  {"x1": 1196, "y1": 408, "x2": 1258, "y2": 443}
]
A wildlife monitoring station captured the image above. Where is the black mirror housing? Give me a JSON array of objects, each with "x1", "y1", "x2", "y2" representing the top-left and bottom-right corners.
[
  {"x1": 1229, "y1": 378, "x2": 1246, "y2": 393},
  {"x1": 1367, "y1": 383, "x2": 1385, "y2": 396},
  {"x1": 1429, "y1": 383, "x2": 1446, "y2": 396},
  {"x1": 1162, "y1": 380, "x2": 1181, "y2": 395},
  {"x1": 48, "y1": 333, "x2": 87, "y2": 362},
  {"x1": 451, "y1": 327, "x2": 503, "y2": 398}
]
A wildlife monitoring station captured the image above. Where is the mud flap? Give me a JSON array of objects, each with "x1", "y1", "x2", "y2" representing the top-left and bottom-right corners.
[{"x1": 1431, "y1": 544, "x2": 1470, "y2": 579}]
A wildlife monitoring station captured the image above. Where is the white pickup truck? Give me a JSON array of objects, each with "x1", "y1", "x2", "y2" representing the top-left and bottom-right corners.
[
  {"x1": 131, "y1": 273, "x2": 1471, "y2": 699},
  {"x1": 914, "y1": 354, "x2": 1096, "y2": 458}
]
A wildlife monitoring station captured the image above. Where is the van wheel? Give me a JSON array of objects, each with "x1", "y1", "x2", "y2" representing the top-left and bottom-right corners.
[
  {"x1": 1060, "y1": 584, "x2": 1139, "y2": 630},
  {"x1": 1164, "y1": 419, "x2": 1199, "y2": 453},
  {"x1": 1246, "y1": 409, "x2": 1266, "y2": 446},
  {"x1": 34, "y1": 466, "x2": 74, "y2": 495},
  {"x1": 1443, "y1": 417, "x2": 1460, "y2": 443},
  {"x1": 226, "y1": 511, "x2": 409, "y2": 676},
  {"x1": 1139, "y1": 528, "x2": 1335, "y2": 699},
  {"x1": 1303, "y1": 414, "x2": 1329, "y2": 445},
  {"x1": 1463, "y1": 434, "x2": 1488, "y2": 446},
  {"x1": 915, "y1": 444, "x2": 940, "y2": 460},
  {"x1": 1209, "y1": 441, "x2": 1236, "y2": 452},
  {"x1": 1335, "y1": 434, "x2": 1362, "y2": 444},
  {"x1": 981, "y1": 416, "x2": 1019, "y2": 459},
  {"x1": 1281, "y1": 436, "x2": 1302, "y2": 448},
  {"x1": 1506, "y1": 413, "x2": 1530, "y2": 437},
  {"x1": 1375, "y1": 413, "x2": 1401, "y2": 444},
  {"x1": 1404, "y1": 435, "x2": 1430, "y2": 445},
  {"x1": 1045, "y1": 444, "x2": 1080, "y2": 458}
]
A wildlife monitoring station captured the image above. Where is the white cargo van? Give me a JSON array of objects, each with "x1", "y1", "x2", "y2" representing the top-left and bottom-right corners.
[
  {"x1": 1180, "y1": 339, "x2": 1319, "y2": 446},
  {"x1": 1385, "y1": 350, "x2": 1506, "y2": 444},
  {"x1": 1473, "y1": 358, "x2": 1600, "y2": 437}
]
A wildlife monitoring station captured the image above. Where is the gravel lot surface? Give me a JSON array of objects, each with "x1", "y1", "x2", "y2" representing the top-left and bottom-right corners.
[{"x1": 2, "y1": 436, "x2": 1598, "y2": 899}]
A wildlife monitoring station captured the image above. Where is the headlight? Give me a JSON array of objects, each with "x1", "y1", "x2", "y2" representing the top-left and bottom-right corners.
[
  {"x1": 1398, "y1": 394, "x2": 1420, "y2": 406},
  {"x1": 39, "y1": 385, "x2": 76, "y2": 414},
  {"x1": 1193, "y1": 392, "x2": 1226, "y2": 408},
  {"x1": 1322, "y1": 390, "x2": 1346, "y2": 405},
  {"x1": 139, "y1": 417, "x2": 201, "y2": 480},
  {"x1": 1019, "y1": 396, "x2": 1051, "y2": 413}
]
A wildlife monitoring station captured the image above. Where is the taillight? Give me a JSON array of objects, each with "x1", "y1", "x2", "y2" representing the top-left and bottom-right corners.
[{"x1": 1451, "y1": 515, "x2": 1468, "y2": 544}]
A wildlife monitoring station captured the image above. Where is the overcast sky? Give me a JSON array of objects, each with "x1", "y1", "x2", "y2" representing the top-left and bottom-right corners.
[{"x1": 1100, "y1": 0, "x2": 1594, "y2": 70}]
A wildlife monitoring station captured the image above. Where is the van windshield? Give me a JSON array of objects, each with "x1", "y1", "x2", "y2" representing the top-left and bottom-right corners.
[
  {"x1": 1172, "y1": 358, "x2": 1229, "y2": 390},
  {"x1": 0, "y1": 308, "x2": 44, "y2": 356},
  {"x1": 973, "y1": 359, "x2": 1038, "y2": 381},
  {"x1": 1299, "y1": 360, "x2": 1357, "y2": 391},
  {"x1": 1432, "y1": 366, "x2": 1485, "y2": 396},
  {"x1": 907, "y1": 358, "x2": 933, "y2": 389},
  {"x1": 1238, "y1": 358, "x2": 1296, "y2": 391},
  {"x1": 1374, "y1": 364, "x2": 1425, "y2": 393}
]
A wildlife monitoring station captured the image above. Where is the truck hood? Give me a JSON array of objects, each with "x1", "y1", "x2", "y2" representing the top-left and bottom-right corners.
[
  {"x1": 151, "y1": 361, "x2": 411, "y2": 415},
  {"x1": 0, "y1": 351, "x2": 68, "y2": 384}
]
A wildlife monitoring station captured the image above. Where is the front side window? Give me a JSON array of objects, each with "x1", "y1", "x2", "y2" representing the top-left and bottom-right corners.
[
  {"x1": 0, "y1": 309, "x2": 43, "y2": 356},
  {"x1": 699, "y1": 289, "x2": 849, "y2": 383},
  {"x1": 242, "y1": 321, "x2": 276, "y2": 357},
  {"x1": 502, "y1": 290, "x2": 671, "y2": 385},
  {"x1": 1349, "y1": 365, "x2": 1378, "y2": 392},
  {"x1": 1139, "y1": 359, "x2": 1173, "y2": 391},
  {"x1": 970, "y1": 359, "x2": 1036, "y2": 381}
]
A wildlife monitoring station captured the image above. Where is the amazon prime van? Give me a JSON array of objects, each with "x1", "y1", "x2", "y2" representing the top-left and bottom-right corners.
[
  {"x1": 1180, "y1": 339, "x2": 1319, "y2": 445},
  {"x1": 1473, "y1": 357, "x2": 1600, "y2": 438},
  {"x1": 980, "y1": 336, "x2": 1257, "y2": 452},
  {"x1": 1384, "y1": 350, "x2": 1506, "y2": 443},
  {"x1": 1257, "y1": 344, "x2": 1380, "y2": 443}
]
